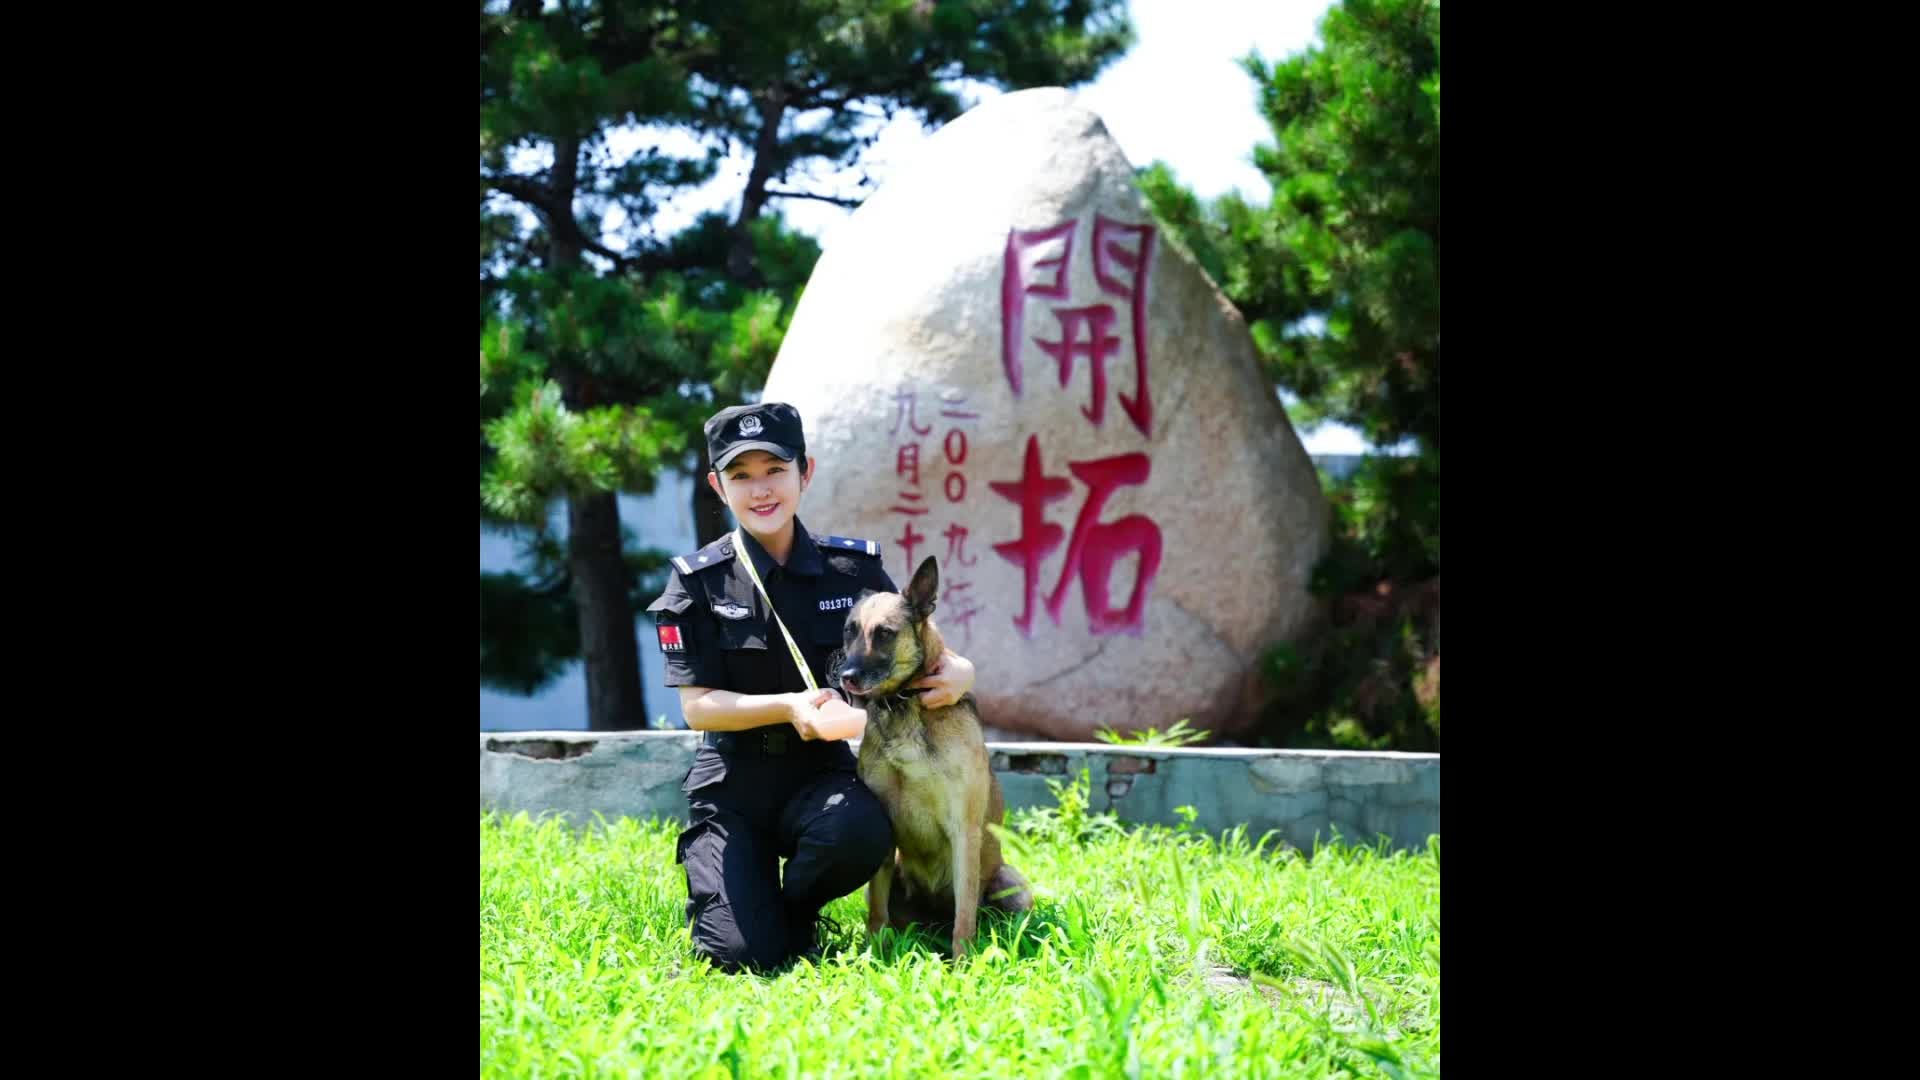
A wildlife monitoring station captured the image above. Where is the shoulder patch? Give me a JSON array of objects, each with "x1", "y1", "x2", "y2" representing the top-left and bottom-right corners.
[
  {"x1": 671, "y1": 536, "x2": 738, "y2": 575},
  {"x1": 818, "y1": 535, "x2": 880, "y2": 558}
]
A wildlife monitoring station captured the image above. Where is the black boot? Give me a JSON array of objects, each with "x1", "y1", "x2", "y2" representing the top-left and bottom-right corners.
[{"x1": 786, "y1": 907, "x2": 841, "y2": 964}]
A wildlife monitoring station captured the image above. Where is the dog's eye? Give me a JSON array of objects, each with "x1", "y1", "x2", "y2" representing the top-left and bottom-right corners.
[{"x1": 874, "y1": 627, "x2": 893, "y2": 642}]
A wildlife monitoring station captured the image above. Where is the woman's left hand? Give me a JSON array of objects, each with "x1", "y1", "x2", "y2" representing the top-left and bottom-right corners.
[{"x1": 911, "y1": 649, "x2": 976, "y2": 709}]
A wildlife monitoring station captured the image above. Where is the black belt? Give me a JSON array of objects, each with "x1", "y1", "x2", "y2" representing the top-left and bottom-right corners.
[{"x1": 702, "y1": 728, "x2": 826, "y2": 756}]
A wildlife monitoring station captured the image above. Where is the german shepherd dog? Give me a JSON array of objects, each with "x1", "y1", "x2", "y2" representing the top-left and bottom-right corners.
[{"x1": 833, "y1": 555, "x2": 1033, "y2": 957}]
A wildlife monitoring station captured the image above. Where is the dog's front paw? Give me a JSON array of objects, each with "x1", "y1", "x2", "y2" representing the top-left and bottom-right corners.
[{"x1": 866, "y1": 916, "x2": 886, "y2": 937}]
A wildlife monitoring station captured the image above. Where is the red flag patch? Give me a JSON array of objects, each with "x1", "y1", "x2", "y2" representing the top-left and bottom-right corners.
[{"x1": 657, "y1": 624, "x2": 684, "y2": 651}]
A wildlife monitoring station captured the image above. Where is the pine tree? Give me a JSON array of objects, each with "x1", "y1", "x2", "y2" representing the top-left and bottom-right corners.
[
  {"x1": 1140, "y1": 0, "x2": 1440, "y2": 749},
  {"x1": 480, "y1": 1, "x2": 1132, "y2": 729}
]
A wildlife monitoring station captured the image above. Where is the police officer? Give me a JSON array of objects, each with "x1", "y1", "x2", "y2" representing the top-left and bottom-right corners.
[{"x1": 647, "y1": 402, "x2": 977, "y2": 972}]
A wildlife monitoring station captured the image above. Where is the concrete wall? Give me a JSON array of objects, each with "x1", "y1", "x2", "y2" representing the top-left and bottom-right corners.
[{"x1": 481, "y1": 732, "x2": 1438, "y2": 852}]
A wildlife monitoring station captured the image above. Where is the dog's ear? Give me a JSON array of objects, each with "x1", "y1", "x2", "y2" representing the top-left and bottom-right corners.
[{"x1": 905, "y1": 556, "x2": 939, "y2": 620}]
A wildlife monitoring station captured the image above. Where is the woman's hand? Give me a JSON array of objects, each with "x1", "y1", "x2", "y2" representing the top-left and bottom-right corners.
[
  {"x1": 911, "y1": 649, "x2": 976, "y2": 709},
  {"x1": 790, "y1": 689, "x2": 866, "y2": 740},
  {"x1": 815, "y1": 696, "x2": 867, "y2": 739},
  {"x1": 788, "y1": 689, "x2": 839, "y2": 740}
]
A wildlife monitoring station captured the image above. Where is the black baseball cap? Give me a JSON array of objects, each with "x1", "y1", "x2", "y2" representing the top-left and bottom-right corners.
[{"x1": 705, "y1": 402, "x2": 807, "y2": 471}]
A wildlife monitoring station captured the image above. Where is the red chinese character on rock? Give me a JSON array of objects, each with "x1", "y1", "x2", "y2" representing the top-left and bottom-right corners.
[
  {"x1": 989, "y1": 435, "x2": 1162, "y2": 638},
  {"x1": 1000, "y1": 215, "x2": 1155, "y2": 437},
  {"x1": 1035, "y1": 304, "x2": 1123, "y2": 427},
  {"x1": 1000, "y1": 221, "x2": 1077, "y2": 401},
  {"x1": 890, "y1": 430, "x2": 928, "y2": 517},
  {"x1": 987, "y1": 437, "x2": 1071, "y2": 636},
  {"x1": 941, "y1": 578, "x2": 984, "y2": 646},
  {"x1": 935, "y1": 391, "x2": 977, "y2": 505},
  {"x1": 892, "y1": 386, "x2": 932, "y2": 437},
  {"x1": 1092, "y1": 215, "x2": 1155, "y2": 436},
  {"x1": 1046, "y1": 452, "x2": 1162, "y2": 635},
  {"x1": 895, "y1": 520, "x2": 926, "y2": 580},
  {"x1": 941, "y1": 522, "x2": 979, "y2": 567},
  {"x1": 939, "y1": 388, "x2": 979, "y2": 420}
]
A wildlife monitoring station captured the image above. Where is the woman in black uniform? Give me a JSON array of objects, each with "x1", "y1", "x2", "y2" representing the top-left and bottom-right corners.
[{"x1": 646, "y1": 402, "x2": 977, "y2": 972}]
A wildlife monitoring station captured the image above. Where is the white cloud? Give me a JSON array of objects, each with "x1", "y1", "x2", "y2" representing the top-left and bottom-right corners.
[{"x1": 1075, "y1": 0, "x2": 1331, "y2": 201}]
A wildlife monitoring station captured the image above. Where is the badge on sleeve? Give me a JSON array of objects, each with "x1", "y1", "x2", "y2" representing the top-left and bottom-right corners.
[{"x1": 657, "y1": 624, "x2": 685, "y2": 651}]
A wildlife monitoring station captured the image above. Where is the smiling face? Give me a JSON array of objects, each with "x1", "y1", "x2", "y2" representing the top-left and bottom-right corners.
[{"x1": 708, "y1": 449, "x2": 814, "y2": 541}]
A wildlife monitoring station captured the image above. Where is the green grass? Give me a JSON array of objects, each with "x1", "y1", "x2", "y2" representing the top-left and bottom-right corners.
[{"x1": 481, "y1": 772, "x2": 1439, "y2": 1078}]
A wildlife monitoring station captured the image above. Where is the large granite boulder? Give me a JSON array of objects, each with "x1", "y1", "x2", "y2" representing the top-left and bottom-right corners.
[{"x1": 761, "y1": 88, "x2": 1329, "y2": 739}]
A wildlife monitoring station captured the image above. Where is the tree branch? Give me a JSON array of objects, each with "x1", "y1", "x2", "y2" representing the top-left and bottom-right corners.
[
  {"x1": 765, "y1": 187, "x2": 864, "y2": 208},
  {"x1": 487, "y1": 172, "x2": 710, "y2": 277},
  {"x1": 486, "y1": 173, "x2": 556, "y2": 215},
  {"x1": 728, "y1": 84, "x2": 792, "y2": 283},
  {"x1": 577, "y1": 234, "x2": 631, "y2": 266},
  {"x1": 579, "y1": 237, "x2": 718, "y2": 277}
]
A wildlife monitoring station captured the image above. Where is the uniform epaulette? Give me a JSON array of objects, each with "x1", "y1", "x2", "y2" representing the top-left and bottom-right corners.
[
  {"x1": 818, "y1": 535, "x2": 881, "y2": 557},
  {"x1": 670, "y1": 535, "x2": 739, "y2": 575}
]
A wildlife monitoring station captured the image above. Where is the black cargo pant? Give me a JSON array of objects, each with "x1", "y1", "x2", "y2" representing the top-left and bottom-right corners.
[{"x1": 674, "y1": 733, "x2": 894, "y2": 972}]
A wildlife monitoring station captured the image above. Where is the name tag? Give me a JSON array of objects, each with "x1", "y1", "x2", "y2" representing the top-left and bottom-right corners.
[{"x1": 819, "y1": 597, "x2": 855, "y2": 611}]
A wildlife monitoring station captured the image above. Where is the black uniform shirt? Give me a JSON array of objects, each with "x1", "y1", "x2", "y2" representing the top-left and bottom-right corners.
[{"x1": 646, "y1": 518, "x2": 895, "y2": 695}]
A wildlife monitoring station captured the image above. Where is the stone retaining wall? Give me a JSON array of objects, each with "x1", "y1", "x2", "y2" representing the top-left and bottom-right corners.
[{"x1": 481, "y1": 732, "x2": 1438, "y2": 852}]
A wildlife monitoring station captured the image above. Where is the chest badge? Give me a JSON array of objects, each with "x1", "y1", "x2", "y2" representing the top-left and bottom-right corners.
[{"x1": 713, "y1": 601, "x2": 753, "y2": 620}]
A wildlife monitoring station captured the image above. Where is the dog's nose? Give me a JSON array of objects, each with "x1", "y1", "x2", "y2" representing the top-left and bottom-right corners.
[{"x1": 838, "y1": 664, "x2": 862, "y2": 687}]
